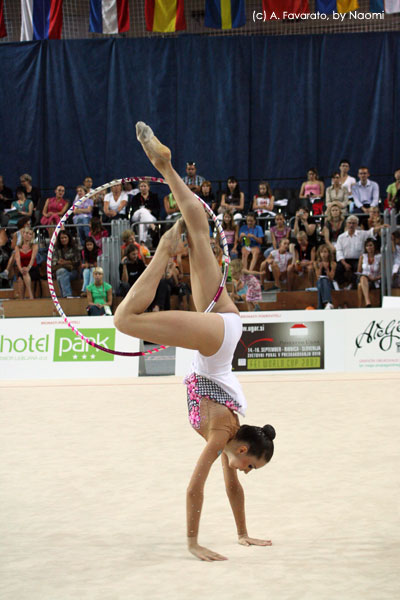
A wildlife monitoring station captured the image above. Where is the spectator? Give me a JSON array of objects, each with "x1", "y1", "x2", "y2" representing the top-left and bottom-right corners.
[
  {"x1": 51, "y1": 230, "x2": 81, "y2": 297},
  {"x1": 165, "y1": 258, "x2": 191, "y2": 311},
  {"x1": 287, "y1": 231, "x2": 316, "y2": 291},
  {"x1": 0, "y1": 227, "x2": 12, "y2": 288},
  {"x1": 87, "y1": 267, "x2": 113, "y2": 315},
  {"x1": 14, "y1": 227, "x2": 40, "y2": 300},
  {"x1": 338, "y1": 159, "x2": 356, "y2": 199},
  {"x1": 229, "y1": 258, "x2": 262, "y2": 311},
  {"x1": 163, "y1": 192, "x2": 181, "y2": 221},
  {"x1": 264, "y1": 213, "x2": 291, "y2": 259},
  {"x1": 293, "y1": 207, "x2": 318, "y2": 247},
  {"x1": 325, "y1": 171, "x2": 349, "y2": 212},
  {"x1": 216, "y1": 211, "x2": 239, "y2": 257},
  {"x1": 120, "y1": 229, "x2": 150, "y2": 262},
  {"x1": 335, "y1": 215, "x2": 379, "y2": 288},
  {"x1": 127, "y1": 180, "x2": 159, "y2": 245},
  {"x1": 252, "y1": 181, "x2": 275, "y2": 217},
  {"x1": 322, "y1": 202, "x2": 346, "y2": 253},
  {"x1": 351, "y1": 167, "x2": 380, "y2": 217},
  {"x1": 83, "y1": 176, "x2": 93, "y2": 192},
  {"x1": 385, "y1": 168, "x2": 400, "y2": 212},
  {"x1": 219, "y1": 176, "x2": 245, "y2": 223},
  {"x1": 118, "y1": 244, "x2": 146, "y2": 297},
  {"x1": 182, "y1": 162, "x2": 205, "y2": 194},
  {"x1": 261, "y1": 238, "x2": 293, "y2": 291},
  {"x1": 72, "y1": 184, "x2": 93, "y2": 246},
  {"x1": 198, "y1": 180, "x2": 217, "y2": 212},
  {"x1": 81, "y1": 236, "x2": 98, "y2": 296},
  {"x1": 392, "y1": 230, "x2": 400, "y2": 287},
  {"x1": 299, "y1": 168, "x2": 325, "y2": 215},
  {"x1": 0, "y1": 217, "x2": 32, "y2": 282},
  {"x1": 7, "y1": 187, "x2": 34, "y2": 228},
  {"x1": 103, "y1": 183, "x2": 128, "y2": 221},
  {"x1": 40, "y1": 184, "x2": 68, "y2": 237},
  {"x1": 0, "y1": 175, "x2": 13, "y2": 225},
  {"x1": 364, "y1": 206, "x2": 383, "y2": 231},
  {"x1": 19, "y1": 173, "x2": 42, "y2": 223},
  {"x1": 89, "y1": 216, "x2": 109, "y2": 256},
  {"x1": 357, "y1": 239, "x2": 381, "y2": 307},
  {"x1": 239, "y1": 212, "x2": 263, "y2": 271},
  {"x1": 313, "y1": 244, "x2": 336, "y2": 309}
]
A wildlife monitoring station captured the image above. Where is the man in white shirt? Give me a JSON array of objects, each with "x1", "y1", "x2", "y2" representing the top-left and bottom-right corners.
[{"x1": 335, "y1": 215, "x2": 377, "y2": 288}]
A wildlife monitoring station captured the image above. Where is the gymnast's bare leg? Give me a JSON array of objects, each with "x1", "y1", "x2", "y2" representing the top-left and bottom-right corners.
[{"x1": 114, "y1": 122, "x2": 238, "y2": 357}]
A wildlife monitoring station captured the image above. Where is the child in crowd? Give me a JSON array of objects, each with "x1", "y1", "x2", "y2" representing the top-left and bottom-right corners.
[
  {"x1": 357, "y1": 238, "x2": 381, "y2": 307},
  {"x1": 252, "y1": 181, "x2": 275, "y2": 217},
  {"x1": 230, "y1": 258, "x2": 262, "y2": 311},
  {"x1": 216, "y1": 211, "x2": 239, "y2": 257},
  {"x1": 313, "y1": 244, "x2": 336, "y2": 309},
  {"x1": 239, "y1": 212, "x2": 264, "y2": 271},
  {"x1": 89, "y1": 217, "x2": 109, "y2": 256},
  {"x1": 264, "y1": 213, "x2": 291, "y2": 259},
  {"x1": 260, "y1": 238, "x2": 293, "y2": 291},
  {"x1": 287, "y1": 231, "x2": 316, "y2": 291},
  {"x1": 81, "y1": 236, "x2": 98, "y2": 296},
  {"x1": 120, "y1": 229, "x2": 150, "y2": 262}
]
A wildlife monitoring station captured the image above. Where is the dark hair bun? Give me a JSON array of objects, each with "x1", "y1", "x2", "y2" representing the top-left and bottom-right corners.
[{"x1": 262, "y1": 424, "x2": 276, "y2": 441}]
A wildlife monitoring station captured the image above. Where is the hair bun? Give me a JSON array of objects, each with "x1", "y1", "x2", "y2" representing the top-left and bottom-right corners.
[{"x1": 262, "y1": 424, "x2": 276, "y2": 441}]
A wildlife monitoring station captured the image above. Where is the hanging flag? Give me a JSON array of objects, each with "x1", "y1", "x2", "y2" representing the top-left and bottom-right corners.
[
  {"x1": 145, "y1": 0, "x2": 186, "y2": 32},
  {"x1": 20, "y1": 0, "x2": 63, "y2": 41},
  {"x1": 384, "y1": 0, "x2": 400, "y2": 13},
  {"x1": 89, "y1": 0, "x2": 129, "y2": 34},
  {"x1": 204, "y1": 0, "x2": 246, "y2": 29},
  {"x1": 315, "y1": 1, "x2": 358, "y2": 13},
  {"x1": 262, "y1": 0, "x2": 310, "y2": 20},
  {"x1": 0, "y1": 0, "x2": 7, "y2": 38}
]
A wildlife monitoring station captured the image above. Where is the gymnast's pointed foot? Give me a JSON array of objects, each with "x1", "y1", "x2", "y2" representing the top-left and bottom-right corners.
[
  {"x1": 136, "y1": 121, "x2": 172, "y2": 172},
  {"x1": 159, "y1": 217, "x2": 187, "y2": 256}
]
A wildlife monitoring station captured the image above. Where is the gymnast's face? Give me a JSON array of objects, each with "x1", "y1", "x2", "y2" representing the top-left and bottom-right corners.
[{"x1": 228, "y1": 448, "x2": 267, "y2": 474}]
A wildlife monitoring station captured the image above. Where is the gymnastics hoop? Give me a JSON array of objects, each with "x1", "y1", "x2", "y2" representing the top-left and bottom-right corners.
[{"x1": 46, "y1": 176, "x2": 230, "y2": 357}]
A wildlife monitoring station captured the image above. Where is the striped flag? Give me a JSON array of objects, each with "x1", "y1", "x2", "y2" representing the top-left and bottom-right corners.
[
  {"x1": 145, "y1": 0, "x2": 186, "y2": 32},
  {"x1": 371, "y1": 0, "x2": 400, "y2": 11},
  {"x1": 316, "y1": 1, "x2": 358, "y2": 12},
  {"x1": 262, "y1": 0, "x2": 310, "y2": 20},
  {"x1": 89, "y1": 0, "x2": 129, "y2": 34},
  {"x1": 205, "y1": 0, "x2": 246, "y2": 29},
  {"x1": 20, "y1": 0, "x2": 63, "y2": 41},
  {"x1": 0, "y1": 0, "x2": 7, "y2": 38}
]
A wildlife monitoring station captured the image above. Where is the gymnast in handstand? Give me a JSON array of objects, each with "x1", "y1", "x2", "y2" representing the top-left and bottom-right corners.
[{"x1": 114, "y1": 122, "x2": 276, "y2": 562}]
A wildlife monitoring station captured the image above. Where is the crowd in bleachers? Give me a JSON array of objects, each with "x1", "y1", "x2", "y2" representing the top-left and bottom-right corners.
[{"x1": 0, "y1": 160, "x2": 399, "y2": 312}]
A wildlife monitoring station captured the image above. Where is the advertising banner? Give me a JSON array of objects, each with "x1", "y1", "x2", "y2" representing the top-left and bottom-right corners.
[{"x1": 0, "y1": 316, "x2": 139, "y2": 379}]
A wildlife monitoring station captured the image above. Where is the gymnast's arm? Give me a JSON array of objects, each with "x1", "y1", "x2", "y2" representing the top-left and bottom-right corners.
[
  {"x1": 221, "y1": 451, "x2": 247, "y2": 538},
  {"x1": 186, "y1": 431, "x2": 229, "y2": 561}
]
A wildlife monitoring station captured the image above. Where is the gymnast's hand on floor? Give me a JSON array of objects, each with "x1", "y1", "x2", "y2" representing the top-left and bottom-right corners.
[
  {"x1": 238, "y1": 534, "x2": 272, "y2": 547},
  {"x1": 188, "y1": 542, "x2": 228, "y2": 562}
]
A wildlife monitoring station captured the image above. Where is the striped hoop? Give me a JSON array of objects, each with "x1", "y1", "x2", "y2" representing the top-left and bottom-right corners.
[{"x1": 46, "y1": 176, "x2": 230, "y2": 357}]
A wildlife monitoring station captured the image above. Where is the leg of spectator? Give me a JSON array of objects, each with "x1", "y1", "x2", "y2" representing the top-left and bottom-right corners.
[
  {"x1": 271, "y1": 263, "x2": 281, "y2": 288},
  {"x1": 22, "y1": 272, "x2": 34, "y2": 299},
  {"x1": 359, "y1": 275, "x2": 371, "y2": 306},
  {"x1": 249, "y1": 247, "x2": 260, "y2": 271},
  {"x1": 56, "y1": 268, "x2": 72, "y2": 297},
  {"x1": 241, "y1": 247, "x2": 250, "y2": 269},
  {"x1": 287, "y1": 264, "x2": 295, "y2": 291}
]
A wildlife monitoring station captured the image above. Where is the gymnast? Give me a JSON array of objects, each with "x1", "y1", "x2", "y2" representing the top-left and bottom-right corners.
[{"x1": 114, "y1": 122, "x2": 276, "y2": 562}]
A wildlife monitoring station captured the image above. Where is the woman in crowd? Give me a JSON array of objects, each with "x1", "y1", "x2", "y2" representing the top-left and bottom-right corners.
[
  {"x1": 357, "y1": 238, "x2": 381, "y2": 308},
  {"x1": 364, "y1": 206, "x2": 383, "y2": 231},
  {"x1": 81, "y1": 236, "x2": 98, "y2": 296},
  {"x1": 40, "y1": 184, "x2": 68, "y2": 236},
  {"x1": 299, "y1": 168, "x2": 325, "y2": 215},
  {"x1": 87, "y1": 267, "x2": 113, "y2": 315},
  {"x1": 252, "y1": 181, "x2": 275, "y2": 217},
  {"x1": 89, "y1": 216, "x2": 109, "y2": 256},
  {"x1": 128, "y1": 180, "x2": 160, "y2": 245},
  {"x1": 73, "y1": 184, "x2": 93, "y2": 246},
  {"x1": 287, "y1": 231, "x2": 316, "y2": 290},
  {"x1": 118, "y1": 244, "x2": 147, "y2": 297},
  {"x1": 103, "y1": 183, "x2": 128, "y2": 221},
  {"x1": 321, "y1": 202, "x2": 346, "y2": 253},
  {"x1": 198, "y1": 180, "x2": 217, "y2": 212},
  {"x1": 218, "y1": 176, "x2": 245, "y2": 223},
  {"x1": 313, "y1": 244, "x2": 336, "y2": 309},
  {"x1": 293, "y1": 207, "x2": 318, "y2": 248},
  {"x1": 7, "y1": 187, "x2": 34, "y2": 228},
  {"x1": 14, "y1": 227, "x2": 40, "y2": 300},
  {"x1": 120, "y1": 229, "x2": 150, "y2": 262},
  {"x1": 163, "y1": 191, "x2": 181, "y2": 221},
  {"x1": 51, "y1": 230, "x2": 81, "y2": 297},
  {"x1": 325, "y1": 172, "x2": 349, "y2": 212}
]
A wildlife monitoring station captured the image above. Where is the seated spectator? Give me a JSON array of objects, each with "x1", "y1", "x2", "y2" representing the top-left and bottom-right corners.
[
  {"x1": 335, "y1": 215, "x2": 380, "y2": 289},
  {"x1": 165, "y1": 258, "x2": 191, "y2": 311},
  {"x1": 51, "y1": 230, "x2": 81, "y2": 297},
  {"x1": 230, "y1": 258, "x2": 262, "y2": 311},
  {"x1": 338, "y1": 159, "x2": 356, "y2": 200},
  {"x1": 299, "y1": 168, "x2": 325, "y2": 215},
  {"x1": 120, "y1": 229, "x2": 150, "y2": 262},
  {"x1": 14, "y1": 227, "x2": 40, "y2": 300},
  {"x1": 87, "y1": 267, "x2": 113, "y2": 315},
  {"x1": 364, "y1": 206, "x2": 383, "y2": 231},
  {"x1": 351, "y1": 167, "x2": 380, "y2": 221},
  {"x1": 385, "y1": 168, "x2": 400, "y2": 212},
  {"x1": 322, "y1": 202, "x2": 346, "y2": 253},
  {"x1": 261, "y1": 238, "x2": 293, "y2": 290},
  {"x1": 83, "y1": 176, "x2": 93, "y2": 192},
  {"x1": 19, "y1": 173, "x2": 42, "y2": 223},
  {"x1": 0, "y1": 175, "x2": 13, "y2": 225},
  {"x1": 357, "y1": 239, "x2": 381, "y2": 307},
  {"x1": 293, "y1": 207, "x2": 318, "y2": 247},
  {"x1": 325, "y1": 172, "x2": 349, "y2": 212},
  {"x1": 89, "y1": 216, "x2": 109, "y2": 256},
  {"x1": 0, "y1": 217, "x2": 32, "y2": 282},
  {"x1": 198, "y1": 180, "x2": 217, "y2": 212},
  {"x1": 7, "y1": 187, "x2": 34, "y2": 228},
  {"x1": 216, "y1": 211, "x2": 238, "y2": 257},
  {"x1": 0, "y1": 227, "x2": 12, "y2": 288},
  {"x1": 239, "y1": 212, "x2": 263, "y2": 271},
  {"x1": 264, "y1": 213, "x2": 291, "y2": 259},
  {"x1": 252, "y1": 181, "x2": 275, "y2": 217},
  {"x1": 118, "y1": 244, "x2": 146, "y2": 297},
  {"x1": 287, "y1": 231, "x2": 316, "y2": 291},
  {"x1": 313, "y1": 244, "x2": 336, "y2": 309},
  {"x1": 103, "y1": 183, "x2": 128, "y2": 221},
  {"x1": 40, "y1": 185, "x2": 68, "y2": 236},
  {"x1": 182, "y1": 161, "x2": 205, "y2": 194},
  {"x1": 81, "y1": 236, "x2": 98, "y2": 296},
  {"x1": 127, "y1": 180, "x2": 159, "y2": 245},
  {"x1": 73, "y1": 184, "x2": 93, "y2": 246},
  {"x1": 392, "y1": 230, "x2": 400, "y2": 287},
  {"x1": 218, "y1": 176, "x2": 244, "y2": 223},
  {"x1": 163, "y1": 192, "x2": 181, "y2": 221}
]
